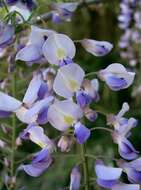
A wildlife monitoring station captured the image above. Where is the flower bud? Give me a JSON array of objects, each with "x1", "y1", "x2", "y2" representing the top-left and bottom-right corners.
[{"x1": 57, "y1": 136, "x2": 73, "y2": 152}]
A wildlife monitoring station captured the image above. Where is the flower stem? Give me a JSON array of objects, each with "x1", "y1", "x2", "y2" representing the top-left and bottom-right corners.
[
  {"x1": 80, "y1": 143, "x2": 90, "y2": 190},
  {"x1": 10, "y1": 72, "x2": 16, "y2": 189}
]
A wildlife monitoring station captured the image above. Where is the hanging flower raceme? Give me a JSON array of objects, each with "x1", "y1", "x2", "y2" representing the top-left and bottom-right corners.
[
  {"x1": 107, "y1": 102, "x2": 139, "y2": 160},
  {"x1": 69, "y1": 166, "x2": 81, "y2": 190},
  {"x1": 6, "y1": 0, "x2": 37, "y2": 21},
  {"x1": 42, "y1": 32, "x2": 76, "y2": 66},
  {"x1": 48, "y1": 99, "x2": 90, "y2": 144},
  {"x1": 0, "y1": 21, "x2": 15, "y2": 48},
  {"x1": 79, "y1": 39, "x2": 113, "y2": 56},
  {"x1": 98, "y1": 63, "x2": 135, "y2": 91},
  {"x1": 50, "y1": 2, "x2": 78, "y2": 23},
  {"x1": 16, "y1": 26, "x2": 55, "y2": 65},
  {"x1": 0, "y1": 73, "x2": 54, "y2": 124}
]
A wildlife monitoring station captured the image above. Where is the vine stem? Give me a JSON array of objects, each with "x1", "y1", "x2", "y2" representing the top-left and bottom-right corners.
[
  {"x1": 10, "y1": 72, "x2": 16, "y2": 189},
  {"x1": 80, "y1": 143, "x2": 90, "y2": 190}
]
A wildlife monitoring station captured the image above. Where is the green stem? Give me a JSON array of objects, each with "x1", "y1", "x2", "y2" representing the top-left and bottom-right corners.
[
  {"x1": 80, "y1": 144, "x2": 90, "y2": 190},
  {"x1": 10, "y1": 72, "x2": 16, "y2": 189}
]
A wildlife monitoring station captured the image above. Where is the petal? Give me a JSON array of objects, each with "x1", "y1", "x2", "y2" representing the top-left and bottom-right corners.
[
  {"x1": 53, "y1": 63, "x2": 85, "y2": 98},
  {"x1": 0, "y1": 91, "x2": 21, "y2": 112},
  {"x1": 23, "y1": 74, "x2": 42, "y2": 107},
  {"x1": 16, "y1": 45, "x2": 43, "y2": 63},
  {"x1": 118, "y1": 138, "x2": 139, "y2": 160},
  {"x1": 9, "y1": 2, "x2": 31, "y2": 21},
  {"x1": 125, "y1": 168, "x2": 141, "y2": 184},
  {"x1": 74, "y1": 122, "x2": 90, "y2": 144},
  {"x1": 95, "y1": 164, "x2": 122, "y2": 180},
  {"x1": 76, "y1": 90, "x2": 92, "y2": 108},
  {"x1": 126, "y1": 158, "x2": 141, "y2": 171},
  {"x1": 80, "y1": 39, "x2": 113, "y2": 56},
  {"x1": 70, "y1": 166, "x2": 81, "y2": 190},
  {"x1": 112, "y1": 183, "x2": 140, "y2": 190},
  {"x1": 37, "y1": 106, "x2": 48, "y2": 125},
  {"x1": 42, "y1": 33, "x2": 76, "y2": 65},
  {"x1": 0, "y1": 23, "x2": 14, "y2": 48},
  {"x1": 48, "y1": 100, "x2": 83, "y2": 131},
  {"x1": 24, "y1": 96, "x2": 54, "y2": 122}
]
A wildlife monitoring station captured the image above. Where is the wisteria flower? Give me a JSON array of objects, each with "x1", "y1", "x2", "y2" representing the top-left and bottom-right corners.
[
  {"x1": 42, "y1": 33, "x2": 76, "y2": 66},
  {"x1": 119, "y1": 158, "x2": 141, "y2": 184},
  {"x1": 50, "y1": 2, "x2": 78, "y2": 23},
  {"x1": 0, "y1": 22, "x2": 15, "y2": 48},
  {"x1": 99, "y1": 63, "x2": 135, "y2": 91},
  {"x1": 16, "y1": 26, "x2": 55, "y2": 65},
  {"x1": 19, "y1": 147, "x2": 53, "y2": 177},
  {"x1": 107, "y1": 102, "x2": 138, "y2": 160},
  {"x1": 20, "y1": 124, "x2": 54, "y2": 151},
  {"x1": 95, "y1": 160, "x2": 122, "y2": 188},
  {"x1": 80, "y1": 39, "x2": 113, "y2": 56},
  {"x1": 69, "y1": 166, "x2": 81, "y2": 190},
  {"x1": 7, "y1": 0, "x2": 37, "y2": 21},
  {"x1": 0, "y1": 73, "x2": 54, "y2": 124},
  {"x1": 53, "y1": 63, "x2": 85, "y2": 98}
]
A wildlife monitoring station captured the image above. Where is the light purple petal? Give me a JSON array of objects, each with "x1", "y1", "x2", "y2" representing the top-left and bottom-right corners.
[
  {"x1": 0, "y1": 91, "x2": 22, "y2": 112},
  {"x1": 112, "y1": 183, "x2": 140, "y2": 190},
  {"x1": 70, "y1": 166, "x2": 81, "y2": 190},
  {"x1": 97, "y1": 179, "x2": 118, "y2": 188},
  {"x1": 74, "y1": 122, "x2": 90, "y2": 144},
  {"x1": 16, "y1": 45, "x2": 43, "y2": 63}
]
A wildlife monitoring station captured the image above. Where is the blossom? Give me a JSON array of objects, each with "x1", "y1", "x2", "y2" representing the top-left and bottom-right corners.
[
  {"x1": 119, "y1": 158, "x2": 141, "y2": 184},
  {"x1": 16, "y1": 26, "x2": 55, "y2": 65},
  {"x1": 20, "y1": 124, "x2": 54, "y2": 152},
  {"x1": 53, "y1": 63, "x2": 85, "y2": 98},
  {"x1": 7, "y1": 0, "x2": 37, "y2": 21},
  {"x1": 80, "y1": 39, "x2": 113, "y2": 56},
  {"x1": 99, "y1": 63, "x2": 135, "y2": 91},
  {"x1": 50, "y1": 2, "x2": 78, "y2": 23},
  {"x1": 0, "y1": 22, "x2": 15, "y2": 48},
  {"x1": 95, "y1": 160, "x2": 122, "y2": 188},
  {"x1": 70, "y1": 166, "x2": 81, "y2": 190},
  {"x1": 42, "y1": 33, "x2": 76, "y2": 66},
  {"x1": 57, "y1": 135, "x2": 73, "y2": 152},
  {"x1": 107, "y1": 102, "x2": 138, "y2": 160},
  {"x1": 0, "y1": 73, "x2": 54, "y2": 124},
  {"x1": 19, "y1": 148, "x2": 53, "y2": 177}
]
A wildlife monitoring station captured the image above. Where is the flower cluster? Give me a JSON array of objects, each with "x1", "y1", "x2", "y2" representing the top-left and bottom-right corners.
[{"x1": 118, "y1": 0, "x2": 141, "y2": 66}]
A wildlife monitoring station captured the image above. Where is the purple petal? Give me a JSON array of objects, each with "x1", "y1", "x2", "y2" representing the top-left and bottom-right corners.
[
  {"x1": 126, "y1": 168, "x2": 141, "y2": 184},
  {"x1": 97, "y1": 179, "x2": 118, "y2": 188},
  {"x1": 70, "y1": 166, "x2": 81, "y2": 190},
  {"x1": 118, "y1": 138, "x2": 139, "y2": 160},
  {"x1": 74, "y1": 122, "x2": 90, "y2": 144},
  {"x1": 37, "y1": 82, "x2": 48, "y2": 100},
  {"x1": 106, "y1": 75, "x2": 127, "y2": 91},
  {"x1": 37, "y1": 106, "x2": 48, "y2": 125},
  {"x1": 76, "y1": 91, "x2": 92, "y2": 108},
  {"x1": 0, "y1": 110, "x2": 12, "y2": 117}
]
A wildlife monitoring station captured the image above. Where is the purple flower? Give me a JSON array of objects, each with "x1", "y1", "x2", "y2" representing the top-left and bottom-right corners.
[
  {"x1": 70, "y1": 166, "x2": 81, "y2": 190},
  {"x1": 0, "y1": 22, "x2": 14, "y2": 48},
  {"x1": 99, "y1": 63, "x2": 135, "y2": 91},
  {"x1": 19, "y1": 148, "x2": 53, "y2": 177},
  {"x1": 50, "y1": 2, "x2": 78, "y2": 23},
  {"x1": 80, "y1": 39, "x2": 113, "y2": 56},
  {"x1": 95, "y1": 160, "x2": 122, "y2": 189},
  {"x1": 112, "y1": 183, "x2": 139, "y2": 190},
  {"x1": 120, "y1": 158, "x2": 141, "y2": 184}
]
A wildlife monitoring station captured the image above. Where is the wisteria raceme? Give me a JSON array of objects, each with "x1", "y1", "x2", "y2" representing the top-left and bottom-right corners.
[{"x1": 0, "y1": 1, "x2": 140, "y2": 189}]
